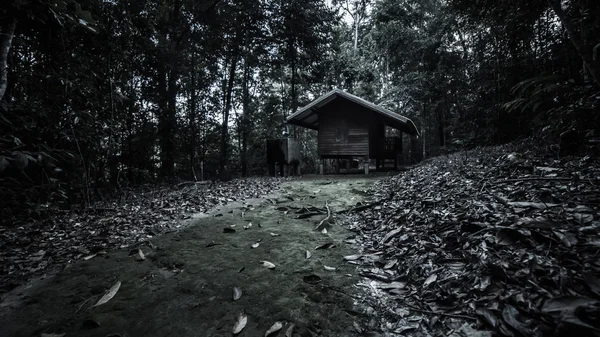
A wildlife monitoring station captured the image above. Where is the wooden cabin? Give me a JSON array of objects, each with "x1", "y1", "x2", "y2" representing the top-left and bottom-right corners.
[{"x1": 286, "y1": 89, "x2": 419, "y2": 174}]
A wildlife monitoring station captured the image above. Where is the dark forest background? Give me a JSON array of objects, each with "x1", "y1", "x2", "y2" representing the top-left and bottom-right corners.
[{"x1": 1, "y1": 0, "x2": 599, "y2": 221}]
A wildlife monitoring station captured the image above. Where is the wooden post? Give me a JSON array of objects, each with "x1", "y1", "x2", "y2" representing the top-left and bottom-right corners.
[
  {"x1": 394, "y1": 155, "x2": 398, "y2": 170},
  {"x1": 336, "y1": 158, "x2": 341, "y2": 174},
  {"x1": 200, "y1": 161, "x2": 204, "y2": 181},
  {"x1": 320, "y1": 159, "x2": 324, "y2": 175},
  {"x1": 345, "y1": 159, "x2": 351, "y2": 172},
  {"x1": 364, "y1": 157, "x2": 369, "y2": 175}
]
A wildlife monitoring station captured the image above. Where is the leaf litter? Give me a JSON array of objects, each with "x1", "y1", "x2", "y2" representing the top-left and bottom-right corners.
[
  {"x1": 345, "y1": 145, "x2": 600, "y2": 337},
  {"x1": 0, "y1": 177, "x2": 284, "y2": 289}
]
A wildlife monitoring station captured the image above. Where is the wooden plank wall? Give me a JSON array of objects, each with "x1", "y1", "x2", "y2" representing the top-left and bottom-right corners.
[{"x1": 317, "y1": 100, "x2": 370, "y2": 157}]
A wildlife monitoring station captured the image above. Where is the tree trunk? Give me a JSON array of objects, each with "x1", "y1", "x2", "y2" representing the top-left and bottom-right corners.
[
  {"x1": 220, "y1": 55, "x2": 238, "y2": 176},
  {"x1": 353, "y1": 18, "x2": 359, "y2": 55},
  {"x1": 0, "y1": 16, "x2": 17, "y2": 102},
  {"x1": 241, "y1": 55, "x2": 250, "y2": 177},
  {"x1": 289, "y1": 40, "x2": 297, "y2": 137},
  {"x1": 548, "y1": 0, "x2": 600, "y2": 88},
  {"x1": 158, "y1": 57, "x2": 177, "y2": 178},
  {"x1": 189, "y1": 52, "x2": 197, "y2": 179},
  {"x1": 126, "y1": 55, "x2": 136, "y2": 183}
]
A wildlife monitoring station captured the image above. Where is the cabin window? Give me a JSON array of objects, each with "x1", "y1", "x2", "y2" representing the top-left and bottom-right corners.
[{"x1": 335, "y1": 122, "x2": 349, "y2": 143}]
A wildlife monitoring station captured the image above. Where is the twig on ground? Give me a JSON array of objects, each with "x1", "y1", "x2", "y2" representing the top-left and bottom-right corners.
[{"x1": 315, "y1": 201, "x2": 331, "y2": 230}]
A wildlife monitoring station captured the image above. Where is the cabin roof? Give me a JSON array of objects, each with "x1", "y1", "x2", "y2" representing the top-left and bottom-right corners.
[{"x1": 286, "y1": 89, "x2": 420, "y2": 136}]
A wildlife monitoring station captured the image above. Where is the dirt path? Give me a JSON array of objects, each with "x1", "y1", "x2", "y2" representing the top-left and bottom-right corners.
[{"x1": 0, "y1": 175, "x2": 383, "y2": 337}]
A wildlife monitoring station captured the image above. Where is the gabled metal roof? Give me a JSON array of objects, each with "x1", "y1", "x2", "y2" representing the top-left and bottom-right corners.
[{"x1": 285, "y1": 89, "x2": 420, "y2": 136}]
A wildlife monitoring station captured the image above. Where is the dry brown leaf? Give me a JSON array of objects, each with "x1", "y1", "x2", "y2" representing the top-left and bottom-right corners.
[
  {"x1": 134, "y1": 249, "x2": 145, "y2": 261},
  {"x1": 260, "y1": 261, "x2": 276, "y2": 269},
  {"x1": 270, "y1": 232, "x2": 280, "y2": 237},
  {"x1": 251, "y1": 242, "x2": 260, "y2": 249},
  {"x1": 265, "y1": 321, "x2": 283, "y2": 336},
  {"x1": 233, "y1": 287, "x2": 242, "y2": 301},
  {"x1": 285, "y1": 323, "x2": 295, "y2": 337},
  {"x1": 343, "y1": 254, "x2": 361, "y2": 261},
  {"x1": 423, "y1": 274, "x2": 437, "y2": 287},
  {"x1": 232, "y1": 312, "x2": 248, "y2": 334},
  {"x1": 92, "y1": 281, "x2": 121, "y2": 308},
  {"x1": 83, "y1": 254, "x2": 97, "y2": 261},
  {"x1": 305, "y1": 250, "x2": 311, "y2": 259},
  {"x1": 324, "y1": 265, "x2": 336, "y2": 271}
]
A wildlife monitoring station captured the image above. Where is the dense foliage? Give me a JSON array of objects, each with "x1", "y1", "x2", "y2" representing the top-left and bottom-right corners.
[{"x1": 1, "y1": 0, "x2": 599, "y2": 221}]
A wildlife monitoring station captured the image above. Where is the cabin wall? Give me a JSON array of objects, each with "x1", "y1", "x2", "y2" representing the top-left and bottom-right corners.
[
  {"x1": 368, "y1": 122, "x2": 385, "y2": 157},
  {"x1": 317, "y1": 101, "x2": 370, "y2": 157}
]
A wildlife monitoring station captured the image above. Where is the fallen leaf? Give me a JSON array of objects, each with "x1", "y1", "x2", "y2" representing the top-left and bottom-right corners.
[
  {"x1": 251, "y1": 242, "x2": 260, "y2": 249},
  {"x1": 243, "y1": 223, "x2": 253, "y2": 230},
  {"x1": 206, "y1": 241, "x2": 222, "y2": 248},
  {"x1": 542, "y1": 296, "x2": 599, "y2": 313},
  {"x1": 232, "y1": 312, "x2": 248, "y2": 334},
  {"x1": 92, "y1": 281, "x2": 121, "y2": 308},
  {"x1": 382, "y1": 228, "x2": 402, "y2": 244},
  {"x1": 508, "y1": 201, "x2": 559, "y2": 209},
  {"x1": 383, "y1": 259, "x2": 397, "y2": 269},
  {"x1": 321, "y1": 228, "x2": 328, "y2": 234},
  {"x1": 423, "y1": 274, "x2": 437, "y2": 287},
  {"x1": 260, "y1": 261, "x2": 276, "y2": 269},
  {"x1": 134, "y1": 249, "x2": 145, "y2": 261},
  {"x1": 343, "y1": 254, "x2": 361, "y2": 261},
  {"x1": 324, "y1": 265, "x2": 336, "y2": 271},
  {"x1": 475, "y1": 307, "x2": 499, "y2": 328},
  {"x1": 265, "y1": 321, "x2": 283, "y2": 336},
  {"x1": 270, "y1": 232, "x2": 280, "y2": 237},
  {"x1": 353, "y1": 321, "x2": 364, "y2": 333},
  {"x1": 377, "y1": 281, "x2": 406, "y2": 290},
  {"x1": 502, "y1": 304, "x2": 532, "y2": 336},
  {"x1": 285, "y1": 323, "x2": 295, "y2": 337},
  {"x1": 305, "y1": 250, "x2": 311, "y2": 259},
  {"x1": 83, "y1": 254, "x2": 97, "y2": 261},
  {"x1": 233, "y1": 287, "x2": 242, "y2": 301},
  {"x1": 315, "y1": 242, "x2": 335, "y2": 250}
]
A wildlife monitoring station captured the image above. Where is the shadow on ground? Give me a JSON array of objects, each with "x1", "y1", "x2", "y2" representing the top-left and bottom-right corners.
[{"x1": 0, "y1": 175, "x2": 384, "y2": 337}]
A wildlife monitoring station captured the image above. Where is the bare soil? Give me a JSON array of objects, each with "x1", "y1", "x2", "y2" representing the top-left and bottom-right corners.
[{"x1": 0, "y1": 175, "x2": 383, "y2": 337}]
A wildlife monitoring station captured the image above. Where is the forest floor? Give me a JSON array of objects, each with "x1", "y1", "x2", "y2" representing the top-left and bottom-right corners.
[
  {"x1": 2, "y1": 142, "x2": 600, "y2": 337},
  {"x1": 0, "y1": 175, "x2": 383, "y2": 337}
]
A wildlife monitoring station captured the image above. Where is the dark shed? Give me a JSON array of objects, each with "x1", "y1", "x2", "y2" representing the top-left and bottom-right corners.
[{"x1": 286, "y1": 89, "x2": 419, "y2": 173}]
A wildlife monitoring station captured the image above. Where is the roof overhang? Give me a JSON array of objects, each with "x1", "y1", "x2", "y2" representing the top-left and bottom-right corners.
[{"x1": 285, "y1": 89, "x2": 420, "y2": 136}]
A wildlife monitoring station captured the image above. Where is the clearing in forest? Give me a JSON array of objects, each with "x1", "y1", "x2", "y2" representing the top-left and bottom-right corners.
[{"x1": 0, "y1": 175, "x2": 381, "y2": 337}]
